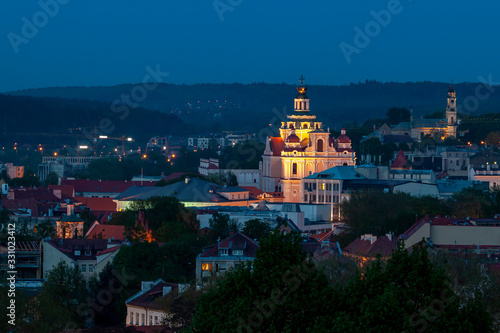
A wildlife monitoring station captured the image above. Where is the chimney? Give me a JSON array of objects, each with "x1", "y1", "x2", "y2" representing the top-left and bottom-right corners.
[
  {"x1": 141, "y1": 281, "x2": 154, "y2": 292},
  {"x1": 386, "y1": 233, "x2": 392, "y2": 241},
  {"x1": 67, "y1": 203, "x2": 74, "y2": 216},
  {"x1": 371, "y1": 236, "x2": 377, "y2": 244},
  {"x1": 162, "y1": 286, "x2": 172, "y2": 297}
]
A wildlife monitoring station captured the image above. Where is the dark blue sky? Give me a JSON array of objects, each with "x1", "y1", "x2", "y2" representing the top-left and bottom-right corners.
[{"x1": 1, "y1": 0, "x2": 499, "y2": 92}]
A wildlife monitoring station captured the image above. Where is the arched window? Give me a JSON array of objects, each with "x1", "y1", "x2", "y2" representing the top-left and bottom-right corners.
[
  {"x1": 317, "y1": 139, "x2": 324, "y2": 152},
  {"x1": 343, "y1": 162, "x2": 348, "y2": 166},
  {"x1": 292, "y1": 163, "x2": 297, "y2": 175},
  {"x1": 303, "y1": 123, "x2": 308, "y2": 129}
]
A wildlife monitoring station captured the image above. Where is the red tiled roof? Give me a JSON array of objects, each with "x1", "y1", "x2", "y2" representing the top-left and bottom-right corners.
[
  {"x1": 163, "y1": 172, "x2": 193, "y2": 182},
  {"x1": 47, "y1": 238, "x2": 122, "y2": 261},
  {"x1": 85, "y1": 221, "x2": 125, "y2": 240},
  {"x1": 9, "y1": 187, "x2": 60, "y2": 202},
  {"x1": 61, "y1": 179, "x2": 157, "y2": 194},
  {"x1": 240, "y1": 186, "x2": 263, "y2": 197},
  {"x1": 344, "y1": 235, "x2": 397, "y2": 258},
  {"x1": 74, "y1": 196, "x2": 117, "y2": 212},
  {"x1": 96, "y1": 244, "x2": 122, "y2": 256},
  {"x1": 391, "y1": 150, "x2": 411, "y2": 169},
  {"x1": 270, "y1": 137, "x2": 285, "y2": 156},
  {"x1": 49, "y1": 185, "x2": 75, "y2": 198},
  {"x1": 311, "y1": 231, "x2": 334, "y2": 243}
]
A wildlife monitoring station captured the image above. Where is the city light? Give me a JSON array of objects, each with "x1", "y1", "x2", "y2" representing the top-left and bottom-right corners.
[
  {"x1": 127, "y1": 137, "x2": 133, "y2": 141},
  {"x1": 79, "y1": 145, "x2": 88, "y2": 149},
  {"x1": 99, "y1": 135, "x2": 108, "y2": 139}
]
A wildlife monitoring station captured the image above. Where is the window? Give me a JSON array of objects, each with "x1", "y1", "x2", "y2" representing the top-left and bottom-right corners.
[
  {"x1": 320, "y1": 183, "x2": 325, "y2": 190},
  {"x1": 149, "y1": 315, "x2": 152, "y2": 325},
  {"x1": 313, "y1": 183, "x2": 316, "y2": 190},
  {"x1": 220, "y1": 249, "x2": 228, "y2": 256},
  {"x1": 304, "y1": 195, "x2": 308, "y2": 202},
  {"x1": 136, "y1": 313, "x2": 139, "y2": 325},
  {"x1": 74, "y1": 250, "x2": 81, "y2": 256},
  {"x1": 238, "y1": 194, "x2": 240, "y2": 199},
  {"x1": 292, "y1": 163, "x2": 297, "y2": 175},
  {"x1": 89, "y1": 265, "x2": 94, "y2": 273},
  {"x1": 317, "y1": 139, "x2": 324, "y2": 152},
  {"x1": 154, "y1": 316, "x2": 158, "y2": 325},
  {"x1": 217, "y1": 263, "x2": 227, "y2": 272},
  {"x1": 202, "y1": 263, "x2": 213, "y2": 271},
  {"x1": 130, "y1": 312, "x2": 134, "y2": 324},
  {"x1": 233, "y1": 249, "x2": 243, "y2": 256},
  {"x1": 142, "y1": 313, "x2": 145, "y2": 326},
  {"x1": 81, "y1": 264, "x2": 87, "y2": 273},
  {"x1": 85, "y1": 250, "x2": 91, "y2": 256}
]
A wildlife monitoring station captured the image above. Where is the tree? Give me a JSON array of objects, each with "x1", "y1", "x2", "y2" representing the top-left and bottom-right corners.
[
  {"x1": 45, "y1": 171, "x2": 59, "y2": 186},
  {"x1": 386, "y1": 107, "x2": 410, "y2": 125},
  {"x1": 312, "y1": 242, "x2": 494, "y2": 332},
  {"x1": 186, "y1": 229, "x2": 332, "y2": 332},
  {"x1": 88, "y1": 262, "x2": 128, "y2": 326},
  {"x1": 20, "y1": 261, "x2": 88, "y2": 332},
  {"x1": 208, "y1": 212, "x2": 238, "y2": 241},
  {"x1": 34, "y1": 220, "x2": 55, "y2": 239},
  {"x1": 242, "y1": 219, "x2": 271, "y2": 241}
]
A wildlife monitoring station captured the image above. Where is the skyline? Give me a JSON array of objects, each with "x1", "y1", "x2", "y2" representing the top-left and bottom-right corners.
[{"x1": 1, "y1": 1, "x2": 500, "y2": 92}]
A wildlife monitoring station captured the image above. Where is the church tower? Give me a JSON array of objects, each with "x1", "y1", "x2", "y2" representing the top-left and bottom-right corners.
[
  {"x1": 446, "y1": 85, "x2": 457, "y2": 138},
  {"x1": 261, "y1": 76, "x2": 355, "y2": 202}
]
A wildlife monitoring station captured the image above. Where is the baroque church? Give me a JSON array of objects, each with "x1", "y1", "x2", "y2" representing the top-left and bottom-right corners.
[
  {"x1": 366, "y1": 85, "x2": 458, "y2": 142},
  {"x1": 261, "y1": 77, "x2": 355, "y2": 202}
]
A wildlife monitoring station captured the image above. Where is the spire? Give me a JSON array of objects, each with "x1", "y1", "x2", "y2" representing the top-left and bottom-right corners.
[{"x1": 296, "y1": 75, "x2": 307, "y2": 96}]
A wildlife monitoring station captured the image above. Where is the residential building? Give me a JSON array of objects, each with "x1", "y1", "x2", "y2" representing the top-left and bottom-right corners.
[
  {"x1": 196, "y1": 232, "x2": 259, "y2": 281},
  {"x1": 198, "y1": 158, "x2": 261, "y2": 188},
  {"x1": 261, "y1": 77, "x2": 355, "y2": 199},
  {"x1": 343, "y1": 233, "x2": 398, "y2": 268},
  {"x1": 4, "y1": 163, "x2": 24, "y2": 179},
  {"x1": 0, "y1": 241, "x2": 42, "y2": 279},
  {"x1": 126, "y1": 279, "x2": 183, "y2": 327},
  {"x1": 42, "y1": 238, "x2": 123, "y2": 279},
  {"x1": 402, "y1": 215, "x2": 500, "y2": 251}
]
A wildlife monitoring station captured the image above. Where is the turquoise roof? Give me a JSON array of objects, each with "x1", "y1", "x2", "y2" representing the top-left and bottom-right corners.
[{"x1": 304, "y1": 166, "x2": 366, "y2": 180}]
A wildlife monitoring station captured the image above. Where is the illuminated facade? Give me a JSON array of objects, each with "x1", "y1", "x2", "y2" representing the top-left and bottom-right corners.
[{"x1": 261, "y1": 77, "x2": 355, "y2": 202}]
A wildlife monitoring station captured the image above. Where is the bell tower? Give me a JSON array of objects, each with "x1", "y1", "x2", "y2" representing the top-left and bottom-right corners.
[
  {"x1": 294, "y1": 75, "x2": 310, "y2": 112},
  {"x1": 446, "y1": 84, "x2": 457, "y2": 138}
]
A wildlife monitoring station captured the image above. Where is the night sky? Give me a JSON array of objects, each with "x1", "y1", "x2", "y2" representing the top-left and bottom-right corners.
[{"x1": 1, "y1": 0, "x2": 499, "y2": 92}]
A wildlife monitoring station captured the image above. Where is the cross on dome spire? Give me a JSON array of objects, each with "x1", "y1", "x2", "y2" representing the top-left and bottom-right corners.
[{"x1": 299, "y1": 75, "x2": 305, "y2": 86}]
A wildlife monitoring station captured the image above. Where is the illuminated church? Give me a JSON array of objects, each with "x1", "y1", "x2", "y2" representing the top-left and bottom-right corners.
[{"x1": 261, "y1": 77, "x2": 355, "y2": 202}]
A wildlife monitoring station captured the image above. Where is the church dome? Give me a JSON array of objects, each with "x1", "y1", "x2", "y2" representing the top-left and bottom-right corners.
[
  {"x1": 337, "y1": 128, "x2": 351, "y2": 143},
  {"x1": 286, "y1": 133, "x2": 300, "y2": 143},
  {"x1": 448, "y1": 85, "x2": 455, "y2": 93}
]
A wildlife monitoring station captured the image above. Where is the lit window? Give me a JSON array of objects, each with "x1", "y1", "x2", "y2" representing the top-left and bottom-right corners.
[
  {"x1": 232, "y1": 249, "x2": 243, "y2": 256},
  {"x1": 202, "y1": 263, "x2": 213, "y2": 271},
  {"x1": 130, "y1": 312, "x2": 134, "y2": 324},
  {"x1": 220, "y1": 249, "x2": 228, "y2": 256}
]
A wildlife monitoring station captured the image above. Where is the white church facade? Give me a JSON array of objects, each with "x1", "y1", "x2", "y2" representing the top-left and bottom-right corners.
[{"x1": 261, "y1": 77, "x2": 355, "y2": 202}]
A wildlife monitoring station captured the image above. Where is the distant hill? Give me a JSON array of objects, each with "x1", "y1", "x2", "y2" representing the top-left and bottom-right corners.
[
  {"x1": 7, "y1": 81, "x2": 500, "y2": 132},
  {"x1": 0, "y1": 94, "x2": 190, "y2": 146}
]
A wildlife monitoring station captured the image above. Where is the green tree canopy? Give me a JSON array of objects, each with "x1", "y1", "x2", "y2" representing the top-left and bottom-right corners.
[{"x1": 241, "y1": 218, "x2": 271, "y2": 241}]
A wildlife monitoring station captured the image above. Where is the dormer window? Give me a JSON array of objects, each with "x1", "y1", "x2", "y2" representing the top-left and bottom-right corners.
[
  {"x1": 232, "y1": 249, "x2": 243, "y2": 256},
  {"x1": 220, "y1": 249, "x2": 228, "y2": 256},
  {"x1": 74, "y1": 250, "x2": 81, "y2": 256},
  {"x1": 85, "y1": 250, "x2": 91, "y2": 256}
]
